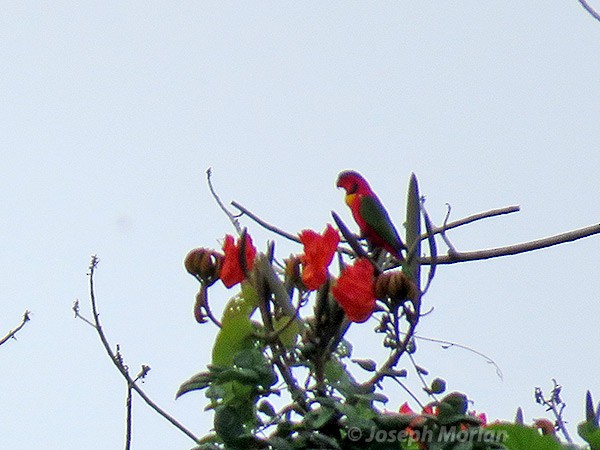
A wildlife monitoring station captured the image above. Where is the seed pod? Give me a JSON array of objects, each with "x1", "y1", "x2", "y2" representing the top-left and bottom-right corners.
[{"x1": 184, "y1": 248, "x2": 223, "y2": 285}]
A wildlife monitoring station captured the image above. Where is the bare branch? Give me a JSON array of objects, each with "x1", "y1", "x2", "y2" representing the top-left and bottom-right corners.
[
  {"x1": 206, "y1": 168, "x2": 242, "y2": 235},
  {"x1": 125, "y1": 384, "x2": 133, "y2": 450},
  {"x1": 421, "y1": 222, "x2": 600, "y2": 265},
  {"x1": 422, "y1": 205, "x2": 520, "y2": 239},
  {"x1": 228, "y1": 200, "x2": 600, "y2": 269},
  {"x1": 84, "y1": 256, "x2": 200, "y2": 445},
  {"x1": 0, "y1": 311, "x2": 31, "y2": 348},
  {"x1": 231, "y1": 200, "x2": 300, "y2": 243},
  {"x1": 578, "y1": 0, "x2": 600, "y2": 22}
]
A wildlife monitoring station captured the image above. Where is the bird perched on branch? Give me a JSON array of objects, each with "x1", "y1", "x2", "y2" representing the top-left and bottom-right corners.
[{"x1": 336, "y1": 170, "x2": 406, "y2": 260}]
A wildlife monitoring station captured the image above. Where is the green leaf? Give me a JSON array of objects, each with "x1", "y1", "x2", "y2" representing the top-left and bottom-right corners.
[
  {"x1": 233, "y1": 348, "x2": 278, "y2": 389},
  {"x1": 212, "y1": 284, "x2": 259, "y2": 367},
  {"x1": 351, "y1": 392, "x2": 388, "y2": 404},
  {"x1": 304, "y1": 406, "x2": 335, "y2": 430},
  {"x1": 213, "y1": 367, "x2": 261, "y2": 385},
  {"x1": 487, "y1": 423, "x2": 564, "y2": 450},
  {"x1": 439, "y1": 392, "x2": 468, "y2": 415},
  {"x1": 258, "y1": 400, "x2": 276, "y2": 418},
  {"x1": 405, "y1": 173, "x2": 421, "y2": 287},
  {"x1": 273, "y1": 315, "x2": 301, "y2": 349},
  {"x1": 214, "y1": 405, "x2": 245, "y2": 444},
  {"x1": 373, "y1": 412, "x2": 413, "y2": 431},
  {"x1": 323, "y1": 359, "x2": 362, "y2": 397},
  {"x1": 176, "y1": 371, "x2": 212, "y2": 398},
  {"x1": 579, "y1": 421, "x2": 600, "y2": 450},
  {"x1": 267, "y1": 436, "x2": 294, "y2": 450},
  {"x1": 304, "y1": 431, "x2": 341, "y2": 449}
]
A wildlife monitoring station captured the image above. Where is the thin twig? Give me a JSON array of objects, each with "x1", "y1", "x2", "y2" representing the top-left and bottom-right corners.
[
  {"x1": 420, "y1": 222, "x2": 600, "y2": 265},
  {"x1": 125, "y1": 384, "x2": 132, "y2": 450},
  {"x1": 407, "y1": 352, "x2": 438, "y2": 402},
  {"x1": 578, "y1": 0, "x2": 600, "y2": 22},
  {"x1": 392, "y1": 377, "x2": 425, "y2": 410},
  {"x1": 85, "y1": 256, "x2": 200, "y2": 444},
  {"x1": 438, "y1": 204, "x2": 458, "y2": 256},
  {"x1": 0, "y1": 311, "x2": 31, "y2": 347},
  {"x1": 232, "y1": 201, "x2": 358, "y2": 257},
  {"x1": 232, "y1": 201, "x2": 300, "y2": 243},
  {"x1": 73, "y1": 300, "x2": 97, "y2": 328},
  {"x1": 361, "y1": 303, "x2": 421, "y2": 389},
  {"x1": 206, "y1": 168, "x2": 242, "y2": 235},
  {"x1": 409, "y1": 333, "x2": 503, "y2": 380},
  {"x1": 422, "y1": 205, "x2": 520, "y2": 239}
]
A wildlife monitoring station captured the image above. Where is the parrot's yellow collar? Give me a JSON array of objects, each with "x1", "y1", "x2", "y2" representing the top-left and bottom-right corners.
[{"x1": 345, "y1": 193, "x2": 357, "y2": 207}]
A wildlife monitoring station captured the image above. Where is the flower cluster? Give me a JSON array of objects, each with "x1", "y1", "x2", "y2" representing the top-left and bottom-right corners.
[{"x1": 186, "y1": 224, "x2": 383, "y2": 324}]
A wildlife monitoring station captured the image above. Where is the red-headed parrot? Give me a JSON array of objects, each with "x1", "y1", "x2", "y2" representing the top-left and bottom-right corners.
[{"x1": 336, "y1": 170, "x2": 406, "y2": 259}]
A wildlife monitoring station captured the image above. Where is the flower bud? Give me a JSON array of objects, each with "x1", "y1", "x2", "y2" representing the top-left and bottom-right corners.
[
  {"x1": 284, "y1": 255, "x2": 302, "y2": 287},
  {"x1": 375, "y1": 271, "x2": 418, "y2": 301},
  {"x1": 534, "y1": 418, "x2": 556, "y2": 436},
  {"x1": 184, "y1": 248, "x2": 223, "y2": 284}
]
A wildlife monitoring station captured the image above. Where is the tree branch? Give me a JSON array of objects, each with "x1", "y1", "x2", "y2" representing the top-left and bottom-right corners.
[
  {"x1": 231, "y1": 200, "x2": 300, "y2": 243},
  {"x1": 228, "y1": 200, "x2": 600, "y2": 268},
  {"x1": 423, "y1": 205, "x2": 520, "y2": 239},
  {"x1": 578, "y1": 0, "x2": 600, "y2": 22},
  {"x1": 206, "y1": 168, "x2": 242, "y2": 235},
  {"x1": 84, "y1": 256, "x2": 200, "y2": 445},
  {"x1": 0, "y1": 311, "x2": 31, "y2": 348},
  {"x1": 421, "y1": 222, "x2": 600, "y2": 265}
]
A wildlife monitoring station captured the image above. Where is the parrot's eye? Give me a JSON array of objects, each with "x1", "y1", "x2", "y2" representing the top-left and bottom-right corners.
[{"x1": 348, "y1": 183, "x2": 358, "y2": 194}]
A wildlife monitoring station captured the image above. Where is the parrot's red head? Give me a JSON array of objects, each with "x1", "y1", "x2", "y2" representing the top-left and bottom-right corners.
[{"x1": 336, "y1": 170, "x2": 373, "y2": 196}]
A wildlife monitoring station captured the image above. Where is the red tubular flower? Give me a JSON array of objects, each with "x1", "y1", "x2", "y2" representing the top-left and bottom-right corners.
[
  {"x1": 422, "y1": 405, "x2": 437, "y2": 415},
  {"x1": 331, "y1": 258, "x2": 376, "y2": 323},
  {"x1": 470, "y1": 411, "x2": 487, "y2": 425},
  {"x1": 399, "y1": 402, "x2": 415, "y2": 414},
  {"x1": 220, "y1": 234, "x2": 256, "y2": 288},
  {"x1": 299, "y1": 224, "x2": 340, "y2": 290}
]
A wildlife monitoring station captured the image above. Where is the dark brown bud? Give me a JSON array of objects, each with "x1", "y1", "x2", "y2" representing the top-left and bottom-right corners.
[
  {"x1": 284, "y1": 254, "x2": 302, "y2": 287},
  {"x1": 184, "y1": 248, "x2": 223, "y2": 284},
  {"x1": 375, "y1": 271, "x2": 418, "y2": 301},
  {"x1": 534, "y1": 419, "x2": 556, "y2": 436}
]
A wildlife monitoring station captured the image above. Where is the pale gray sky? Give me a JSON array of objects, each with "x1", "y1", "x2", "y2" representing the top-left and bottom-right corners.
[{"x1": 1, "y1": 2, "x2": 599, "y2": 449}]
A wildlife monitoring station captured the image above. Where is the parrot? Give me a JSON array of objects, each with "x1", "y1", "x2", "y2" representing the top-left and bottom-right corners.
[{"x1": 336, "y1": 170, "x2": 406, "y2": 260}]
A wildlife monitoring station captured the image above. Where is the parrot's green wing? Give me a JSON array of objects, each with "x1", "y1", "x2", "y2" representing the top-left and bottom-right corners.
[{"x1": 359, "y1": 195, "x2": 406, "y2": 250}]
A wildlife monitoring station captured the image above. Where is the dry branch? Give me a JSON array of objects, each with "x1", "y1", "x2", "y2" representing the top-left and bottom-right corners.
[
  {"x1": 0, "y1": 311, "x2": 30, "y2": 348},
  {"x1": 82, "y1": 256, "x2": 200, "y2": 445}
]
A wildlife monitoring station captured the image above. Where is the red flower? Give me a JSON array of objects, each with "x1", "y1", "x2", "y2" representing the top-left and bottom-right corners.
[
  {"x1": 220, "y1": 234, "x2": 256, "y2": 288},
  {"x1": 422, "y1": 404, "x2": 437, "y2": 415},
  {"x1": 299, "y1": 224, "x2": 340, "y2": 290},
  {"x1": 332, "y1": 258, "x2": 376, "y2": 323},
  {"x1": 399, "y1": 402, "x2": 415, "y2": 414},
  {"x1": 469, "y1": 411, "x2": 487, "y2": 425}
]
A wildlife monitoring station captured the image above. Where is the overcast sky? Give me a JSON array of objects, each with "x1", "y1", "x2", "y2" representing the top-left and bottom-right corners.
[{"x1": 1, "y1": 2, "x2": 599, "y2": 449}]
